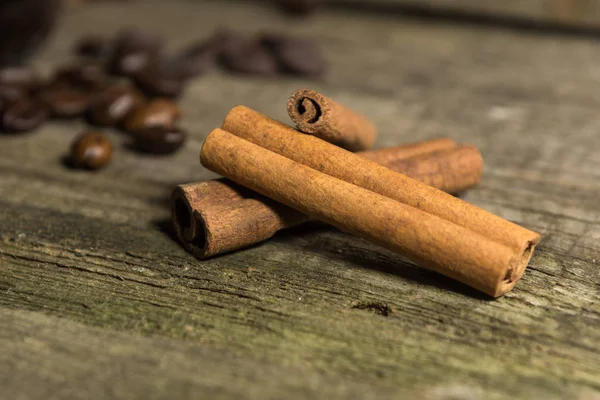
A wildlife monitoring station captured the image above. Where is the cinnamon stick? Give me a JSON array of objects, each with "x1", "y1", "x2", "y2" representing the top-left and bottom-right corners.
[
  {"x1": 219, "y1": 105, "x2": 541, "y2": 297},
  {"x1": 172, "y1": 142, "x2": 482, "y2": 259},
  {"x1": 287, "y1": 89, "x2": 377, "y2": 151},
  {"x1": 200, "y1": 129, "x2": 526, "y2": 297}
]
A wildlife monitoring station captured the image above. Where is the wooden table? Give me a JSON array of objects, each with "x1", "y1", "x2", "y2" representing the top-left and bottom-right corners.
[{"x1": 1, "y1": 1, "x2": 598, "y2": 399}]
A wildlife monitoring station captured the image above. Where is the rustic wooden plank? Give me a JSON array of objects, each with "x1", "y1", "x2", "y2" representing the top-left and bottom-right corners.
[
  {"x1": 0, "y1": 1, "x2": 599, "y2": 399},
  {"x1": 327, "y1": 0, "x2": 600, "y2": 29}
]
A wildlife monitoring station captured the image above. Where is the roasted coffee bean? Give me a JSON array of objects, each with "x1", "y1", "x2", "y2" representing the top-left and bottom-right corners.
[
  {"x1": 0, "y1": 66, "x2": 39, "y2": 92},
  {"x1": 39, "y1": 87, "x2": 91, "y2": 118},
  {"x1": 220, "y1": 40, "x2": 279, "y2": 76},
  {"x1": 260, "y1": 34, "x2": 325, "y2": 77},
  {"x1": 54, "y1": 62, "x2": 107, "y2": 89},
  {"x1": 75, "y1": 35, "x2": 112, "y2": 59},
  {"x1": 87, "y1": 85, "x2": 145, "y2": 126},
  {"x1": 169, "y1": 38, "x2": 221, "y2": 79},
  {"x1": 277, "y1": 0, "x2": 320, "y2": 15},
  {"x1": 0, "y1": 84, "x2": 26, "y2": 103},
  {"x1": 134, "y1": 62, "x2": 185, "y2": 98},
  {"x1": 132, "y1": 126, "x2": 187, "y2": 154},
  {"x1": 2, "y1": 98, "x2": 47, "y2": 133},
  {"x1": 69, "y1": 131, "x2": 112, "y2": 170},
  {"x1": 108, "y1": 28, "x2": 163, "y2": 77},
  {"x1": 124, "y1": 98, "x2": 181, "y2": 134}
]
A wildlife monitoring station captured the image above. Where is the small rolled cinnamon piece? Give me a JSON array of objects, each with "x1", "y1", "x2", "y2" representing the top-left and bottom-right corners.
[
  {"x1": 220, "y1": 106, "x2": 541, "y2": 297},
  {"x1": 200, "y1": 129, "x2": 532, "y2": 297},
  {"x1": 172, "y1": 142, "x2": 482, "y2": 260},
  {"x1": 287, "y1": 89, "x2": 377, "y2": 151}
]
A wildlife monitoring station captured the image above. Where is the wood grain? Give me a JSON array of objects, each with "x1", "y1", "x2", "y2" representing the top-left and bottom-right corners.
[{"x1": 0, "y1": 1, "x2": 598, "y2": 399}]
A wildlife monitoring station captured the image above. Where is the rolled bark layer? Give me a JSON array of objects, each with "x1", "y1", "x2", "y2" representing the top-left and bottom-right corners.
[
  {"x1": 200, "y1": 129, "x2": 524, "y2": 297},
  {"x1": 287, "y1": 89, "x2": 377, "y2": 151}
]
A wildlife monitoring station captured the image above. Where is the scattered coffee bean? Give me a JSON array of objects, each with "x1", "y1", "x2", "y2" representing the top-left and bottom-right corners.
[
  {"x1": 277, "y1": 0, "x2": 320, "y2": 15},
  {"x1": 220, "y1": 40, "x2": 279, "y2": 76},
  {"x1": 132, "y1": 126, "x2": 187, "y2": 154},
  {"x1": 0, "y1": 85, "x2": 26, "y2": 103},
  {"x1": 1, "y1": 98, "x2": 48, "y2": 133},
  {"x1": 88, "y1": 85, "x2": 145, "y2": 126},
  {"x1": 124, "y1": 98, "x2": 181, "y2": 133},
  {"x1": 169, "y1": 39, "x2": 219, "y2": 79},
  {"x1": 108, "y1": 28, "x2": 163, "y2": 77},
  {"x1": 75, "y1": 35, "x2": 112, "y2": 59},
  {"x1": 69, "y1": 131, "x2": 112, "y2": 170},
  {"x1": 54, "y1": 62, "x2": 107, "y2": 89},
  {"x1": 261, "y1": 34, "x2": 325, "y2": 77},
  {"x1": 39, "y1": 87, "x2": 91, "y2": 118},
  {"x1": 134, "y1": 62, "x2": 185, "y2": 98},
  {"x1": 0, "y1": 66, "x2": 39, "y2": 92}
]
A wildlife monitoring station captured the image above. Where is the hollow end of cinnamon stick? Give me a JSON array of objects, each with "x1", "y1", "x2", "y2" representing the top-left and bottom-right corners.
[
  {"x1": 287, "y1": 89, "x2": 377, "y2": 151},
  {"x1": 496, "y1": 240, "x2": 538, "y2": 297},
  {"x1": 171, "y1": 185, "x2": 210, "y2": 258}
]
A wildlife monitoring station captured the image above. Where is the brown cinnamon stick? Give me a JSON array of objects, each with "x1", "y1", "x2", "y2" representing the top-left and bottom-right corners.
[
  {"x1": 172, "y1": 142, "x2": 482, "y2": 259},
  {"x1": 287, "y1": 89, "x2": 377, "y2": 151},
  {"x1": 218, "y1": 106, "x2": 541, "y2": 297}
]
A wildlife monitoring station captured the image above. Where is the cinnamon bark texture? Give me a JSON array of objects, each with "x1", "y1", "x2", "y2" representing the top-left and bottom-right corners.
[
  {"x1": 220, "y1": 106, "x2": 541, "y2": 297},
  {"x1": 172, "y1": 141, "x2": 482, "y2": 259},
  {"x1": 200, "y1": 129, "x2": 530, "y2": 297},
  {"x1": 287, "y1": 89, "x2": 377, "y2": 151}
]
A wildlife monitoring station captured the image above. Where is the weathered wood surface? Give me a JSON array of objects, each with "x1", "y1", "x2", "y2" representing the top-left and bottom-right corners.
[
  {"x1": 0, "y1": 1, "x2": 599, "y2": 399},
  {"x1": 326, "y1": 0, "x2": 600, "y2": 30}
]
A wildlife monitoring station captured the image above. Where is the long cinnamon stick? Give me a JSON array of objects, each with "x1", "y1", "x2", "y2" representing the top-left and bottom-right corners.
[
  {"x1": 200, "y1": 129, "x2": 527, "y2": 297},
  {"x1": 220, "y1": 106, "x2": 541, "y2": 296},
  {"x1": 287, "y1": 89, "x2": 377, "y2": 151},
  {"x1": 172, "y1": 143, "x2": 482, "y2": 259}
]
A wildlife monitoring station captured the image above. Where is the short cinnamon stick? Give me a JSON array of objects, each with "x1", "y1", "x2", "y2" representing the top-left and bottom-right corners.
[
  {"x1": 287, "y1": 89, "x2": 377, "y2": 151},
  {"x1": 201, "y1": 128, "x2": 532, "y2": 297},
  {"x1": 220, "y1": 106, "x2": 541, "y2": 297},
  {"x1": 172, "y1": 142, "x2": 482, "y2": 259}
]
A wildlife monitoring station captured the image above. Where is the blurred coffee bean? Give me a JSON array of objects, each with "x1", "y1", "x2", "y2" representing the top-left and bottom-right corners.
[
  {"x1": 134, "y1": 62, "x2": 185, "y2": 98},
  {"x1": 108, "y1": 28, "x2": 163, "y2": 77},
  {"x1": 0, "y1": 66, "x2": 39, "y2": 91},
  {"x1": 169, "y1": 41, "x2": 218, "y2": 79},
  {"x1": 75, "y1": 35, "x2": 112, "y2": 59},
  {"x1": 88, "y1": 85, "x2": 145, "y2": 126},
  {"x1": 124, "y1": 98, "x2": 181, "y2": 134},
  {"x1": 0, "y1": 85, "x2": 26, "y2": 103},
  {"x1": 260, "y1": 34, "x2": 325, "y2": 77},
  {"x1": 132, "y1": 126, "x2": 186, "y2": 154},
  {"x1": 220, "y1": 40, "x2": 278, "y2": 76},
  {"x1": 277, "y1": 0, "x2": 320, "y2": 15},
  {"x1": 2, "y1": 98, "x2": 47, "y2": 133},
  {"x1": 69, "y1": 131, "x2": 112, "y2": 170},
  {"x1": 39, "y1": 87, "x2": 91, "y2": 118},
  {"x1": 54, "y1": 62, "x2": 107, "y2": 89}
]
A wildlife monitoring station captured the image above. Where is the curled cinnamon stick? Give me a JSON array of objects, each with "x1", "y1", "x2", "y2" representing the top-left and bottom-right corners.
[
  {"x1": 287, "y1": 89, "x2": 377, "y2": 151},
  {"x1": 172, "y1": 142, "x2": 482, "y2": 259},
  {"x1": 219, "y1": 105, "x2": 541, "y2": 297}
]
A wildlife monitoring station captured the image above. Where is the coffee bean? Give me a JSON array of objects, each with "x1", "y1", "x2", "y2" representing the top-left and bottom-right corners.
[
  {"x1": 0, "y1": 66, "x2": 39, "y2": 92},
  {"x1": 169, "y1": 39, "x2": 220, "y2": 79},
  {"x1": 277, "y1": 0, "x2": 320, "y2": 15},
  {"x1": 2, "y1": 98, "x2": 48, "y2": 133},
  {"x1": 134, "y1": 62, "x2": 185, "y2": 98},
  {"x1": 0, "y1": 84, "x2": 26, "y2": 103},
  {"x1": 108, "y1": 28, "x2": 163, "y2": 77},
  {"x1": 38, "y1": 87, "x2": 91, "y2": 118},
  {"x1": 220, "y1": 40, "x2": 279, "y2": 76},
  {"x1": 132, "y1": 126, "x2": 187, "y2": 154},
  {"x1": 124, "y1": 98, "x2": 181, "y2": 134},
  {"x1": 69, "y1": 131, "x2": 112, "y2": 170},
  {"x1": 75, "y1": 35, "x2": 112, "y2": 59},
  {"x1": 54, "y1": 62, "x2": 107, "y2": 89},
  {"x1": 260, "y1": 34, "x2": 325, "y2": 77},
  {"x1": 87, "y1": 85, "x2": 145, "y2": 126}
]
